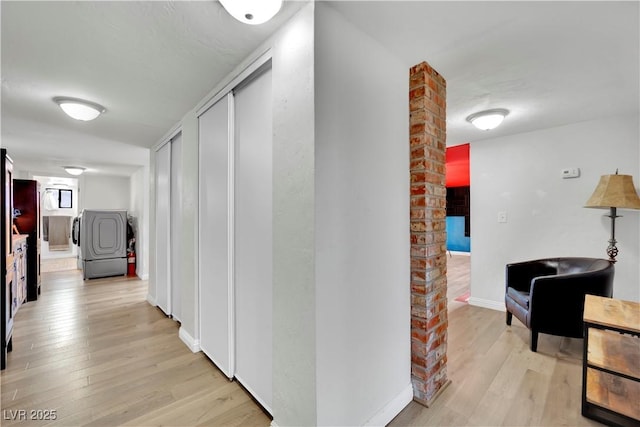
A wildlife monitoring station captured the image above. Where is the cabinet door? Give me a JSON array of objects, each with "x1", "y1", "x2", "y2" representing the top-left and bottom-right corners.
[
  {"x1": 155, "y1": 142, "x2": 171, "y2": 315},
  {"x1": 170, "y1": 133, "x2": 183, "y2": 322},
  {"x1": 199, "y1": 94, "x2": 233, "y2": 378},
  {"x1": 234, "y1": 66, "x2": 273, "y2": 412}
]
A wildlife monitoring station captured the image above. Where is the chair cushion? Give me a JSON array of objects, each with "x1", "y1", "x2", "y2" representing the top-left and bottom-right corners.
[{"x1": 507, "y1": 287, "x2": 530, "y2": 309}]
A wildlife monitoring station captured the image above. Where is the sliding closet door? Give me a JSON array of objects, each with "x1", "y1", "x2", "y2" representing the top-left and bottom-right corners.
[
  {"x1": 234, "y1": 67, "x2": 273, "y2": 411},
  {"x1": 199, "y1": 95, "x2": 233, "y2": 377},
  {"x1": 170, "y1": 133, "x2": 183, "y2": 322},
  {"x1": 155, "y1": 142, "x2": 171, "y2": 315}
]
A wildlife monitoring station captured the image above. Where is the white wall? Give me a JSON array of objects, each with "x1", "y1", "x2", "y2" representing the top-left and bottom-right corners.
[
  {"x1": 470, "y1": 115, "x2": 640, "y2": 307},
  {"x1": 129, "y1": 165, "x2": 150, "y2": 279},
  {"x1": 80, "y1": 175, "x2": 130, "y2": 211},
  {"x1": 314, "y1": 3, "x2": 411, "y2": 426},
  {"x1": 270, "y1": 5, "x2": 317, "y2": 425}
]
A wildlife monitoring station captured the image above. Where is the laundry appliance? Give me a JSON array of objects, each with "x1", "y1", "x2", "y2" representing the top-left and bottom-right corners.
[{"x1": 76, "y1": 210, "x2": 127, "y2": 279}]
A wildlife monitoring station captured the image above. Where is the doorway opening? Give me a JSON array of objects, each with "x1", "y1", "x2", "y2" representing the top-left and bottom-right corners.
[
  {"x1": 33, "y1": 175, "x2": 79, "y2": 273},
  {"x1": 445, "y1": 143, "x2": 471, "y2": 312}
]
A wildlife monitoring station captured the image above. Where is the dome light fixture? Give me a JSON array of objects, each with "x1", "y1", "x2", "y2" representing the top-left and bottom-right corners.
[
  {"x1": 53, "y1": 97, "x2": 105, "y2": 121},
  {"x1": 63, "y1": 166, "x2": 86, "y2": 176},
  {"x1": 466, "y1": 108, "x2": 510, "y2": 130},
  {"x1": 219, "y1": 0, "x2": 283, "y2": 25}
]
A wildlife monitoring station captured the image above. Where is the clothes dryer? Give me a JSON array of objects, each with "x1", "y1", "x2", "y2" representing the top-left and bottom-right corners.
[{"x1": 79, "y1": 210, "x2": 127, "y2": 279}]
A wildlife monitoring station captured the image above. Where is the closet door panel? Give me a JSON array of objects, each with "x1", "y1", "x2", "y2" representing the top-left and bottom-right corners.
[
  {"x1": 155, "y1": 142, "x2": 171, "y2": 315},
  {"x1": 170, "y1": 133, "x2": 183, "y2": 322},
  {"x1": 198, "y1": 95, "x2": 233, "y2": 377},
  {"x1": 234, "y1": 67, "x2": 273, "y2": 411}
]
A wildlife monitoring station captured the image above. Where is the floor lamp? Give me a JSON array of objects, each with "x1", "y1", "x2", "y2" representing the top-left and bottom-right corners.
[{"x1": 585, "y1": 171, "x2": 640, "y2": 263}]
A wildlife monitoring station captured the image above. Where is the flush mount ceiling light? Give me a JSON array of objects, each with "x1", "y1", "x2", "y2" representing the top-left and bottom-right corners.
[
  {"x1": 53, "y1": 97, "x2": 106, "y2": 121},
  {"x1": 63, "y1": 166, "x2": 86, "y2": 176},
  {"x1": 466, "y1": 108, "x2": 510, "y2": 131},
  {"x1": 219, "y1": 0, "x2": 283, "y2": 25}
]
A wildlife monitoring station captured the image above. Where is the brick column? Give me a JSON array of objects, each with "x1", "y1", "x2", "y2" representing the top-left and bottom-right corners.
[{"x1": 409, "y1": 61, "x2": 450, "y2": 406}]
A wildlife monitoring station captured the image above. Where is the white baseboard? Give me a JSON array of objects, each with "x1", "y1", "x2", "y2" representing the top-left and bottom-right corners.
[
  {"x1": 468, "y1": 297, "x2": 505, "y2": 312},
  {"x1": 139, "y1": 273, "x2": 149, "y2": 280},
  {"x1": 448, "y1": 250, "x2": 470, "y2": 256},
  {"x1": 236, "y1": 373, "x2": 273, "y2": 416},
  {"x1": 271, "y1": 384, "x2": 412, "y2": 426},
  {"x1": 179, "y1": 327, "x2": 201, "y2": 353},
  {"x1": 364, "y1": 383, "x2": 414, "y2": 426},
  {"x1": 146, "y1": 294, "x2": 157, "y2": 306}
]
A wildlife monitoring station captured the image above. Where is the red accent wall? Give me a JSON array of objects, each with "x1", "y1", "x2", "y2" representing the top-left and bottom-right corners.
[{"x1": 446, "y1": 143, "x2": 469, "y2": 188}]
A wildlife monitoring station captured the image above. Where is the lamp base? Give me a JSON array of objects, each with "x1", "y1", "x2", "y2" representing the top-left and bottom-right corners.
[
  {"x1": 606, "y1": 243, "x2": 618, "y2": 263},
  {"x1": 606, "y1": 207, "x2": 620, "y2": 263}
]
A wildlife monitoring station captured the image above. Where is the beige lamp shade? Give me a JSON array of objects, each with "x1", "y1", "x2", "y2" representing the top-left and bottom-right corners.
[{"x1": 585, "y1": 173, "x2": 640, "y2": 210}]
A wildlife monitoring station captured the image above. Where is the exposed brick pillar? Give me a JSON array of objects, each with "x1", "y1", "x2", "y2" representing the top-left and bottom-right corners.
[{"x1": 409, "y1": 61, "x2": 449, "y2": 406}]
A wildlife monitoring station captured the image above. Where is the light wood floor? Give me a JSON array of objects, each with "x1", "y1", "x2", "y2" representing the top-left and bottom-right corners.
[
  {"x1": 1, "y1": 258, "x2": 601, "y2": 426},
  {"x1": 392, "y1": 255, "x2": 603, "y2": 427},
  {"x1": 446, "y1": 253, "x2": 470, "y2": 313},
  {"x1": 0, "y1": 270, "x2": 270, "y2": 426},
  {"x1": 40, "y1": 257, "x2": 78, "y2": 273}
]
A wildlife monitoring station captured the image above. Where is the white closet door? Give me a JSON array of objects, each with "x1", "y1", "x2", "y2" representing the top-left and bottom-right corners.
[
  {"x1": 199, "y1": 94, "x2": 234, "y2": 378},
  {"x1": 155, "y1": 141, "x2": 171, "y2": 315},
  {"x1": 170, "y1": 133, "x2": 183, "y2": 322},
  {"x1": 234, "y1": 67, "x2": 273, "y2": 412}
]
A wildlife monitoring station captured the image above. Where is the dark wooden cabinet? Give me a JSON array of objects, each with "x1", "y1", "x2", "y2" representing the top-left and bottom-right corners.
[
  {"x1": 1, "y1": 149, "x2": 14, "y2": 370},
  {"x1": 13, "y1": 179, "x2": 41, "y2": 301}
]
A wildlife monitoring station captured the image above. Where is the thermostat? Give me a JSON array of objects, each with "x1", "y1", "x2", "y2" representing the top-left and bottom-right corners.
[{"x1": 561, "y1": 168, "x2": 580, "y2": 179}]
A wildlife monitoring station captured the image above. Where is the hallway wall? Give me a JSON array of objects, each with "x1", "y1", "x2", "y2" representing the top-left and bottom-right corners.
[
  {"x1": 314, "y1": 3, "x2": 411, "y2": 425},
  {"x1": 80, "y1": 175, "x2": 130, "y2": 210}
]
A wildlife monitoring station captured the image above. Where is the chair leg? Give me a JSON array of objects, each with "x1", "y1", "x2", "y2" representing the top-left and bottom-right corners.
[
  {"x1": 506, "y1": 311, "x2": 513, "y2": 326},
  {"x1": 530, "y1": 330, "x2": 539, "y2": 352}
]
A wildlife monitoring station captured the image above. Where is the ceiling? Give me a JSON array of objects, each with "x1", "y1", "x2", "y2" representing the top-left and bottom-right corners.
[
  {"x1": 329, "y1": 1, "x2": 639, "y2": 145},
  {"x1": 1, "y1": 0, "x2": 306, "y2": 176},
  {"x1": 2, "y1": 1, "x2": 638, "y2": 177}
]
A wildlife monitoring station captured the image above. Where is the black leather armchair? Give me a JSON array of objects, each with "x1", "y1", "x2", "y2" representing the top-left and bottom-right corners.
[{"x1": 505, "y1": 257, "x2": 614, "y2": 352}]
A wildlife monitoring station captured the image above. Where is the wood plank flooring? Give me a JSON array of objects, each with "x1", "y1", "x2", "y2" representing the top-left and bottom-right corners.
[
  {"x1": 446, "y1": 253, "x2": 470, "y2": 313},
  {"x1": 391, "y1": 257, "x2": 603, "y2": 426},
  {"x1": 0, "y1": 270, "x2": 270, "y2": 426},
  {"x1": 1, "y1": 256, "x2": 602, "y2": 426}
]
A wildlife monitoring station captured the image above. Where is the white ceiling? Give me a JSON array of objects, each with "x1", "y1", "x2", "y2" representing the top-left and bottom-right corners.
[
  {"x1": 328, "y1": 1, "x2": 639, "y2": 145},
  {"x1": 1, "y1": 0, "x2": 306, "y2": 176},
  {"x1": 2, "y1": 1, "x2": 638, "y2": 177}
]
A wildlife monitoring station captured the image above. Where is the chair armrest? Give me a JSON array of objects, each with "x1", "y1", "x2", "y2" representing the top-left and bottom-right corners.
[
  {"x1": 528, "y1": 269, "x2": 614, "y2": 324},
  {"x1": 506, "y1": 260, "x2": 557, "y2": 293}
]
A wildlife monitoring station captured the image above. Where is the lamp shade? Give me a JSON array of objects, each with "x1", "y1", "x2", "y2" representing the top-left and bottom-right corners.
[
  {"x1": 466, "y1": 108, "x2": 509, "y2": 130},
  {"x1": 219, "y1": 0, "x2": 282, "y2": 25},
  {"x1": 53, "y1": 97, "x2": 105, "y2": 121},
  {"x1": 64, "y1": 166, "x2": 86, "y2": 176},
  {"x1": 585, "y1": 173, "x2": 640, "y2": 210}
]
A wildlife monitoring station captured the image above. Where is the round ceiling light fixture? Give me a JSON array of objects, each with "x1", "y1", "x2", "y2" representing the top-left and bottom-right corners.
[
  {"x1": 466, "y1": 108, "x2": 510, "y2": 131},
  {"x1": 53, "y1": 97, "x2": 106, "y2": 121},
  {"x1": 63, "y1": 166, "x2": 86, "y2": 176},
  {"x1": 219, "y1": 0, "x2": 283, "y2": 25}
]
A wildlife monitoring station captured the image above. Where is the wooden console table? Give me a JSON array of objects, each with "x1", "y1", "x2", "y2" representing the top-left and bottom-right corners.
[{"x1": 582, "y1": 294, "x2": 640, "y2": 427}]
